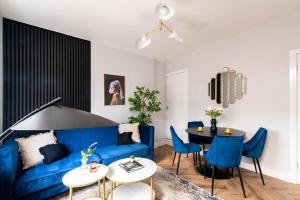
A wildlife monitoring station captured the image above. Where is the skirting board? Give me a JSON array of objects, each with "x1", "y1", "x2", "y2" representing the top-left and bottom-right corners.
[
  {"x1": 155, "y1": 139, "x2": 167, "y2": 148},
  {"x1": 240, "y1": 162, "x2": 295, "y2": 184},
  {"x1": 161, "y1": 138, "x2": 295, "y2": 183}
]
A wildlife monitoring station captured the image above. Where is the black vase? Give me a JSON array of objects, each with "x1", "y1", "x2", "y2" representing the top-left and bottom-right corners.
[{"x1": 210, "y1": 118, "x2": 217, "y2": 133}]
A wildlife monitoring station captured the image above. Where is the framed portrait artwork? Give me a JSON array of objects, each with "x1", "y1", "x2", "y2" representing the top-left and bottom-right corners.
[{"x1": 104, "y1": 74, "x2": 125, "y2": 105}]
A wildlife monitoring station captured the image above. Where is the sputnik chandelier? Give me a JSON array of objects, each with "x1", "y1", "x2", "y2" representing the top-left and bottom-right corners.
[{"x1": 135, "y1": 3, "x2": 183, "y2": 49}]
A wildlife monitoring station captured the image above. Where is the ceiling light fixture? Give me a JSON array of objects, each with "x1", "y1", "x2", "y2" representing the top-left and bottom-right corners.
[
  {"x1": 135, "y1": 3, "x2": 183, "y2": 49},
  {"x1": 155, "y1": 3, "x2": 174, "y2": 20}
]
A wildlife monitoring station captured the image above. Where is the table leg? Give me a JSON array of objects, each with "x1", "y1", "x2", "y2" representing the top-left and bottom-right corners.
[
  {"x1": 150, "y1": 177, "x2": 153, "y2": 200},
  {"x1": 98, "y1": 180, "x2": 101, "y2": 197},
  {"x1": 110, "y1": 181, "x2": 113, "y2": 200},
  {"x1": 103, "y1": 177, "x2": 106, "y2": 200},
  {"x1": 69, "y1": 187, "x2": 73, "y2": 200}
]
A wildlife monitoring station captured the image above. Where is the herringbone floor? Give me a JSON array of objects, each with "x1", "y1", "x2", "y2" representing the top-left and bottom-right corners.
[{"x1": 154, "y1": 145, "x2": 300, "y2": 200}]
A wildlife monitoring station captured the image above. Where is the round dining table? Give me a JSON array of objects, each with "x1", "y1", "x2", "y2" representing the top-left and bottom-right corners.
[{"x1": 185, "y1": 127, "x2": 246, "y2": 179}]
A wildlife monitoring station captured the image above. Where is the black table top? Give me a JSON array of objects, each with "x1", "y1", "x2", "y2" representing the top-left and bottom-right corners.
[{"x1": 186, "y1": 127, "x2": 246, "y2": 138}]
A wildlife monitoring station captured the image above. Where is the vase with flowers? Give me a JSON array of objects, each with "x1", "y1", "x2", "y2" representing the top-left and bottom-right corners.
[
  {"x1": 81, "y1": 142, "x2": 98, "y2": 170},
  {"x1": 205, "y1": 106, "x2": 223, "y2": 133}
]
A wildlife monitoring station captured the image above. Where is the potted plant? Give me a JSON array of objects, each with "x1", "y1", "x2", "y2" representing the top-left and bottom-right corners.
[
  {"x1": 205, "y1": 106, "x2": 223, "y2": 133},
  {"x1": 128, "y1": 86, "x2": 161, "y2": 124},
  {"x1": 130, "y1": 155, "x2": 136, "y2": 163},
  {"x1": 81, "y1": 142, "x2": 98, "y2": 170}
]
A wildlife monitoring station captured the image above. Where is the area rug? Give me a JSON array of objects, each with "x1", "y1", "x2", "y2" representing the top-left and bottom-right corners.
[{"x1": 52, "y1": 166, "x2": 221, "y2": 200}]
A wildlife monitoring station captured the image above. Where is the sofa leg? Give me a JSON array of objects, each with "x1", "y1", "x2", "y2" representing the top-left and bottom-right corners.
[
  {"x1": 176, "y1": 153, "x2": 181, "y2": 175},
  {"x1": 172, "y1": 152, "x2": 177, "y2": 166}
]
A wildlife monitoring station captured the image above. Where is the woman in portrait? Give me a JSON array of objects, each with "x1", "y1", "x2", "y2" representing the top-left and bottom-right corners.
[{"x1": 109, "y1": 80, "x2": 125, "y2": 105}]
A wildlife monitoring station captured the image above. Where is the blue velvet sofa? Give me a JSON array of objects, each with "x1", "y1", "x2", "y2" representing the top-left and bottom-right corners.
[{"x1": 0, "y1": 125, "x2": 154, "y2": 200}]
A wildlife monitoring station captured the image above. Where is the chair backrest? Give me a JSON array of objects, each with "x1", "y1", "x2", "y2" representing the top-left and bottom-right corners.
[
  {"x1": 170, "y1": 126, "x2": 186, "y2": 152},
  {"x1": 205, "y1": 136, "x2": 244, "y2": 168},
  {"x1": 188, "y1": 121, "x2": 204, "y2": 128},
  {"x1": 246, "y1": 127, "x2": 268, "y2": 158}
]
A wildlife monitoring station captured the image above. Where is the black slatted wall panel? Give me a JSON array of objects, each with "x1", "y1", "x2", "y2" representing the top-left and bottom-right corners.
[{"x1": 3, "y1": 18, "x2": 91, "y2": 131}]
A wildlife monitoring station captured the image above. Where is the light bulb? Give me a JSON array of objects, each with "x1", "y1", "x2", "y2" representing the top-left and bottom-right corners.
[
  {"x1": 168, "y1": 30, "x2": 183, "y2": 42},
  {"x1": 155, "y1": 3, "x2": 174, "y2": 20},
  {"x1": 135, "y1": 34, "x2": 152, "y2": 49}
]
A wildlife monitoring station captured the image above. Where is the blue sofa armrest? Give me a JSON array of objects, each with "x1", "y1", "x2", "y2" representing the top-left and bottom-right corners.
[
  {"x1": 0, "y1": 139, "x2": 20, "y2": 200},
  {"x1": 139, "y1": 125, "x2": 154, "y2": 160}
]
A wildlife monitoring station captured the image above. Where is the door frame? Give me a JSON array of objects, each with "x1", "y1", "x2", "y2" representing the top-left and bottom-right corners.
[
  {"x1": 166, "y1": 69, "x2": 189, "y2": 143},
  {"x1": 289, "y1": 48, "x2": 300, "y2": 184}
]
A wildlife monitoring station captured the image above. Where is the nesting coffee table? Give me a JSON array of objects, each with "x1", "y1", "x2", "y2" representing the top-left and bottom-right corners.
[
  {"x1": 62, "y1": 164, "x2": 109, "y2": 200},
  {"x1": 106, "y1": 157, "x2": 157, "y2": 200}
]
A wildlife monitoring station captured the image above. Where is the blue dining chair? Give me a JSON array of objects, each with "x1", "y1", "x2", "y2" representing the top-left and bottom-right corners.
[
  {"x1": 188, "y1": 121, "x2": 204, "y2": 128},
  {"x1": 170, "y1": 126, "x2": 202, "y2": 174},
  {"x1": 242, "y1": 127, "x2": 267, "y2": 185},
  {"x1": 187, "y1": 121, "x2": 205, "y2": 165},
  {"x1": 204, "y1": 136, "x2": 246, "y2": 198}
]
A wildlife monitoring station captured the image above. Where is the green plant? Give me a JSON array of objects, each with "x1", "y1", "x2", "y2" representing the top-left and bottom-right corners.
[
  {"x1": 128, "y1": 86, "x2": 161, "y2": 124},
  {"x1": 205, "y1": 106, "x2": 223, "y2": 119},
  {"x1": 81, "y1": 142, "x2": 98, "y2": 161}
]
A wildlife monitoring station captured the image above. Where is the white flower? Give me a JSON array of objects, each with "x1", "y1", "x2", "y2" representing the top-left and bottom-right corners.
[{"x1": 207, "y1": 106, "x2": 213, "y2": 111}]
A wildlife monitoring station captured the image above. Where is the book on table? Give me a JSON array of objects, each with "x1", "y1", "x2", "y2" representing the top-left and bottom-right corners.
[{"x1": 119, "y1": 161, "x2": 144, "y2": 173}]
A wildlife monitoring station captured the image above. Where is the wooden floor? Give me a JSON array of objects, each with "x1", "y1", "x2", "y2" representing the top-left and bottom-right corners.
[{"x1": 154, "y1": 145, "x2": 300, "y2": 200}]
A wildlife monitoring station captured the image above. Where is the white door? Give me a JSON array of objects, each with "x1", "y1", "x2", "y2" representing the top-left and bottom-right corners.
[
  {"x1": 166, "y1": 69, "x2": 188, "y2": 143},
  {"x1": 290, "y1": 48, "x2": 300, "y2": 183},
  {"x1": 297, "y1": 52, "x2": 300, "y2": 183}
]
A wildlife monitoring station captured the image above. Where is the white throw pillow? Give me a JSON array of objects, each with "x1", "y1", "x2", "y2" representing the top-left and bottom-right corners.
[
  {"x1": 119, "y1": 123, "x2": 141, "y2": 143},
  {"x1": 15, "y1": 131, "x2": 57, "y2": 169}
]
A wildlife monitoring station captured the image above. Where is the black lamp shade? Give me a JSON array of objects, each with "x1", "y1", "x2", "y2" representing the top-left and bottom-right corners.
[{"x1": 10, "y1": 105, "x2": 119, "y2": 131}]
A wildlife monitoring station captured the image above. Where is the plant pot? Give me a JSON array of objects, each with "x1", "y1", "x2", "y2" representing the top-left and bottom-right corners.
[{"x1": 210, "y1": 118, "x2": 217, "y2": 134}]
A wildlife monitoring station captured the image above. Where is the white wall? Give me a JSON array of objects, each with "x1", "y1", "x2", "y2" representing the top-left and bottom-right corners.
[
  {"x1": 91, "y1": 43, "x2": 166, "y2": 145},
  {"x1": 166, "y1": 13, "x2": 300, "y2": 182},
  {"x1": 153, "y1": 61, "x2": 167, "y2": 146},
  {"x1": 0, "y1": 14, "x2": 3, "y2": 132}
]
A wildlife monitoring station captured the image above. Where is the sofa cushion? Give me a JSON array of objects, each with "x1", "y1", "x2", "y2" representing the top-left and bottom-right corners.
[
  {"x1": 117, "y1": 132, "x2": 133, "y2": 146},
  {"x1": 96, "y1": 143, "x2": 149, "y2": 165},
  {"x1": 14, "y1": 152, "x2": 101, "y2": 199},
  {"x1": 39, "y1": 144, "x2": 69, "y2": 164},
  {"x1": 55, "y1": 126, "x2": 119, "y2": 153},
  {"x1": 15, "y1": 131, "x2": 57, "y2": 169}
]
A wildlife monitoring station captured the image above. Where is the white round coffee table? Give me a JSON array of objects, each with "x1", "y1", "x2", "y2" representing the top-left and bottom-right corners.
[
  {"x1": 62, "y1": 164, "x2": 109, "y2": 200},
  {"x1": 106, "y1": 157, "x2": 157, "y2": 200}
]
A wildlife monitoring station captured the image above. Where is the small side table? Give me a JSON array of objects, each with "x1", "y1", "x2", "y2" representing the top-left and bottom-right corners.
[
  {"x1": 62, "y1": 164, "x2": 109, "y2": 200},
  {"x1": 106, "y1": 157, "x2": 157, "y2": 200}
]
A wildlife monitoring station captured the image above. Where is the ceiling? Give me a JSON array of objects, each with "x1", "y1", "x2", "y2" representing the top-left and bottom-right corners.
[{"x1": 1, "y1": 0, "x2": 300, "y2": 62}]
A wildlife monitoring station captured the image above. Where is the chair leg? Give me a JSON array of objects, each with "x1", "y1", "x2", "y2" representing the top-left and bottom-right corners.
[
  {"x1": 253, "y1": 158, "x2": 257, "y2": 173},
  {"x1": 204, "y1": 160, "x2": 208, "y2": 179},
  {"x1": 198, "y1": 152, "x2": 202, "y2": 170},
  {"x1": 172, "y1": 152, "x2": 177, "y2": 166},
  {"x1": 196, "y1": 152, "x2": 199, "y2": 166},
  {"x1": 231, "y1": 168, "x2": 234, "y2": 178},
  {"x1": 256, "y1": 158, "x2": 265, "y2": 185},
  {"x1": 237, "y1": 167, "x2": 246, "y2": 198},
  {"x1": 211, "y1": 165, "x2": 215, "y2": 196},
  {"x1": 193, "y1": 153, "x2": 195, "y2": 166},
  {"x1": 176, "y1": 153, "x2": 181, "y2": 175},
  {"x1": 187, "y1": 153, "x2": 189, "y2": 158}
]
